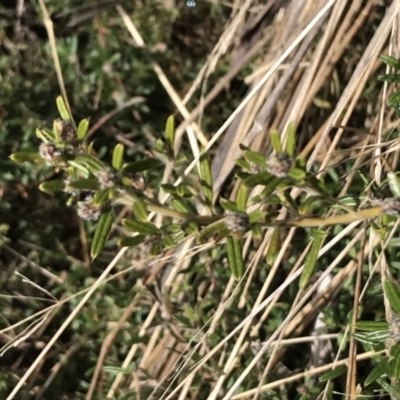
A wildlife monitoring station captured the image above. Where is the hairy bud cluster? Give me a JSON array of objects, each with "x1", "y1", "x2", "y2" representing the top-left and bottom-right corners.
[
  {"x1": 97, "y1": 168, "x2": 116, "y2": 189},
  {"x1": 77, "y1": 198, "x2": 102, "y2": 221},
  {"x1": 39, "y1": 143, "x2": 62, "y2": 165},
  {"x1": 380, "y1": 198, "x2": 400, "y2": 215},
  {"x1": 389, "y1": 313, "x2": 400, "y2": 344},
  {"x1": 130, "y1": 173, "x2": 145, "y2": 191},
  {"x1": 54, "y1": 118, "x2": 76, "y2": 142},
  {"x1": 266, "y1": 153, "x2": 292, "y2": 178},
  {"x1": 224, "y1": 212, "x2": 249, "y2": 233}
]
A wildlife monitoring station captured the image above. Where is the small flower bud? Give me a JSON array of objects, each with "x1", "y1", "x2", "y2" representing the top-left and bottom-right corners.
[
  {"x1": 63, "y1": 184, "x2": 80, "y2": 197},
  {"x1": 39, "y1": 143, "x2": 61, "y2": 165},
  {"x1": 224, "y1": 212, "x2": 249, "y2": 233},
  {"x1": 389, "y1": 313, "x2": 400, "y2": 343},
  {"x1": 124, "y1": 172, "x2": 145, "y2": 191},
  {"x1": 54, "y1": 118, "x2": 75, "y2": 142},
  {"x1": 77, "y1": 198, "x2": 102, "y2": 221},
  {"x1": 380, "y1": 198, "x2": 400, "y2": 215},
  {"x1": 144, "y1": 234, "x2": 161, "y2": 246},
  {"x1": 249, "y1": 162, "x2": 262, "y2": 174},
  {"x1": 97, "y1": 168, "x2": 116, "y2": 189},
  {"x1": 266, "y1": 153, "x2": 292, "y2": 178}
]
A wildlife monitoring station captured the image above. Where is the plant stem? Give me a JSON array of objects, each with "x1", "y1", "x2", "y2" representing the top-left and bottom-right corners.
[
  {"x1": 116, "y1": 193, "x2": 220, "y2": 225},
  {"x1": 282, "y1": 206, "x2": 385, "y2": 228}
]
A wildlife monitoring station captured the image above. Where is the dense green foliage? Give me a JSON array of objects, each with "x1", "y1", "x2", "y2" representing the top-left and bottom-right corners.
[{"x1": 3, "y1": 1, "x2": 400, "y2": 400}]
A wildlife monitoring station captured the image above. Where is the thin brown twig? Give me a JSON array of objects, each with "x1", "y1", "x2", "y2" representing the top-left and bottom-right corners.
[
  {"x1": 37, "y1": 0, "x2": 74, "y2": 127},
  {"x1": 85, "y1": 296, "x2": 138, "y2": 400}
]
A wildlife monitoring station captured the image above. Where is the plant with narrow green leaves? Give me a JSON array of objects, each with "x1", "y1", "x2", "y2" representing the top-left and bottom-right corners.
[
  {"x1": 10, "y1": 95, "x2": 400, "y2": 282},
  {"x1": 319, "y1": 283, "x2": 400, "y2": 397},
  {"x1": 378, "y1": 55, "x2": 400, "y2": 112}
]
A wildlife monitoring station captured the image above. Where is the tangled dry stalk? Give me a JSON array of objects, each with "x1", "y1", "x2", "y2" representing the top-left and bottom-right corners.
[{"x1": 4, "y1": 0, "x2": 400, "y2": 399}]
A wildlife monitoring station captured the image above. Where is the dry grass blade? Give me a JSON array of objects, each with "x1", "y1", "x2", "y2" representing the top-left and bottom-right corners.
[
  {"x1": 6, "y1": 0, "x2": 400, "y2": 398},
  {"x1": 4, "y1": 248, "x2": 128, "y2": 400},
  {"x1": 85, "y1": 296, "x2": 138, "y2": 400},
  {"x1": 230, "y1": 350, "x2": 384, "y2": 400},
  {"x1": 37, "y1": 0, "x2": 74, "y2": 126},
  {"x1": 165, "y1": 0, "x2": 336, "y2": 198}
]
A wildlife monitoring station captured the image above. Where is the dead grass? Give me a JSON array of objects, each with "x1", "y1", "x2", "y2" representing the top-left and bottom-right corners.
[{"x1": 3, "y1": 0, "x2": 400, "y2": 399}]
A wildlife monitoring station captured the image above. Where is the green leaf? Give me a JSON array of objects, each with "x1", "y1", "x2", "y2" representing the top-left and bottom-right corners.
[
  {"x1": 219, "y1": 199, "x2": 238, "y2": 213},
  {"x1": 285, "y1": 122, "x2": 296, "y2": 157},
  {"x1": 260, "y1": 177, "x2": 284, "y2": 197},
  {"x1": 241, "y1": 146, "x2": 267, "y2": 169},
  {"x1": 299, "y1": 229, "x2": 326, "y2": 288},
  {"x1": 112, "y1": 143, "x2": 124, "y2": 171},
  {"x1": 365, "y1": 360, "x2": 389, "y2": 387},
  {"x1": 10, "y1": 151, "x2": 43, "y2": 163},
  {"x1": 390, "y1": 343, "x2": 400, "y2": 358},
  {"x1": 161, "y1": 183, "x2": 178, "y2": 196},
  {"x1": 364, "y1": 330, "x2": 390, "y2": 342},
  {"x1": 162, "y1": 234, "x2": 176, "y2": 248},
  {"x1": 384, "y1": 280, "x2": 400, "y2": 315},
  {"x1": 77, "y1": 118, "x2": 90, "y2": 140},
  {"x1": 266, "y1": 228, "x2": 280, "y2": 264},
  {"x1": 270, "y1": 130, "x2": 282, "y2": 153},
  {"x1": 90, "y1": 212, "x2": 113, "y2": 260},
  {"x1": 36, "y1": 128, "x2": 56, "y2": 142},
  {"x1": 39, "y1": 180, "x2": 66, "y2": 193},
  {"x1": 56, "y1": 95, "x2": 71, "y2": 120},
  {"x1": 103, "y1": 366, "x2": 133, "y2": 375},
  {"x1": 353, "y1": 332, "x2": 377, "y2": 346},
  {"x1": 53, "y1": 119, "x2": 61, "y2": 142},
  {"x1": 149, "y1": 242, "x2": 162, "y2": 256},
  {"x1": 251, "y1": 224, "x2": 262, "y2": 238},
  {"x1": 379, "y1": 55, "x2": 400, "y2": 69},
  {"x1": 67, "y1": 178, "x2": 99, "y2": 191},
  {"x1": 155, "y1": 138, "x2": 164, "y2": 152},
  {"x1": 122, "y1": 219, "x2": 159, "y2": 235},
  {"x1": 377, "y1": 74, "x2": 400, "y2": 83},
  {"x1": 336, "y1": 196, "x2": 360, "y2": 208},
  {"x1": 389, "y1": 344, "x2": 400, "y2": 381},
  {"x1": 226, "y1": 236, "x2": 244, "y2": 281},
  {"x1": 73, "y1": 155, "x2": 104, "y2": 174},
  {"x1": 279, "y1": 191, "x2": 298, "y2": 214},
  {"x1": 287, "y1": 168, "x2": 306, "y2": 181},
  {"x1": 376, "y1": 378, "x2": 400, "y2": 398},
  {"x1": 132, "y1": 200, "x2": 148, "y2": 222},
  {"x1": 119, "y1": 235, "x2": 146, "y2": 247},
  {"x1": 162, "y1": 183, "x2": 191, "y2": 197},
  {"x1": 184, "y1": 221, "x2": 199, "y2": 235},
  {"x1": 235, "y1": 158, "x2": 251, "y2": 170},
  {"x1": 197, "y1": 220, "x2": 226, "y2": 242},
  {"x1": 298, "y1": 196, "x2": 320, "y2": 215},
  {"x1": 355, "y1": 321, "x2": 388, "y2": 332},
  {"x1": 183, "y1": 304, "x2": 196, "y2": 324},
  {"x1": 236, "y1": 184, "x2": 248, "y2": 212},
  {"x1": 123, "y1": 159, "x2": 164, "y2": 173},
  {"x1": 243, "y1": 171, "x2": 275, "y2": 187},
  {"x1": 387, "y1": 91, "x2": 400, "y2": 109},
  {"x1": 200, "y1": 152, "x2": 213, "y2": 207},
  {"x1": 166, "y1": 223, "x2": 181, "y2": 233},
  {"x1": 93, "y1": 189, "x2": 112, "y2": 205},
  {"x1": 306, "y1": 175, "x2": 329, "y2": 196},
  {"x1": 353, "y1": 330, "x2": 389, "y2": 346},
  {"x1": 248, "y1": 210, "x2": 264, "y2": 223},
  {"x1": 387, "y1": 172, "x2": 400, "y2": 198},
  {"x1": 165, "y1": 115, "x2": 175, "y2": 151},
  {"x1": 67, "y1": 161, "x2": 90, "y2": 178},
  {"x1": 319, "y1": 365, "x2": 347, "y2": 382},
  {"x1": 176, "y1": 185, "x2": 186, "y2": 197},
  {"x1": 87, "y1": 141, "x2": 95, "y2": 155},
  {"x1": 171, "y1": 199, "x2": 190, "y2": 213}
]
